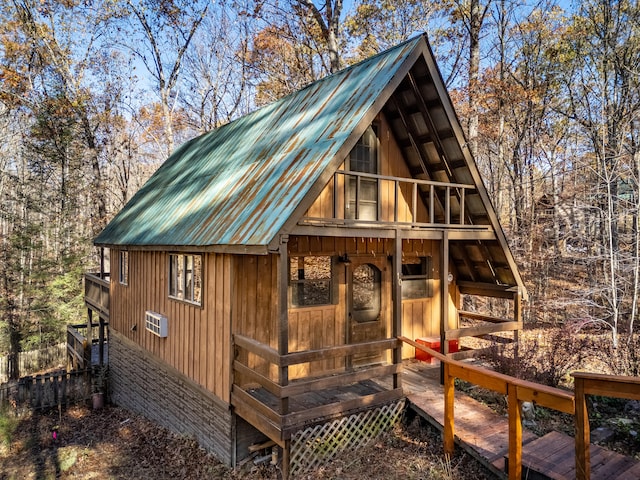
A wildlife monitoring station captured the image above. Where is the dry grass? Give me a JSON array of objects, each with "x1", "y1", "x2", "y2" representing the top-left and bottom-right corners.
[{"x1": 0, "y1": 404, "x2": 492, "y2": 480}]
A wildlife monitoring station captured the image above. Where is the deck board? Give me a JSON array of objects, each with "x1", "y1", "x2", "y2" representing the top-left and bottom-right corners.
[{"x1": 400, "y1": 361, "x2": 640, "y2": 480}]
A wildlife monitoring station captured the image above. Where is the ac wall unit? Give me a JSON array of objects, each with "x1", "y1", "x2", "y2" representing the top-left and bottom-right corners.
[{"x1": 145, "y1": 311, "x2": 168, "y2": 338}]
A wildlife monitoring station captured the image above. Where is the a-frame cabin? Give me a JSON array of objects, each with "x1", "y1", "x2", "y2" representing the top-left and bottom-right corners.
[{"x1": 87, "y1": 34, "x2": 526, "y2": 476}]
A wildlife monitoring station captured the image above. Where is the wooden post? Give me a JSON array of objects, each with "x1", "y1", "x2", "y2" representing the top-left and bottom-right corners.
[
  {"x1": 575, "y1": 376, "x2": 590, "y2": 480},
  {"x1": 100, "y1": 247, "x2": 105, "y2": 279},
  {"x1": 440, "y1": 231, "x2": 449, "y2": 385},
  {"x1": 282, "y1": 439, "x2": 291, "y2": 480},
  {"x1": 507, "y1": 383, "x2": 522, "y2": 480},
  {"x1": 392, "y1": 230, "x2": 403, "y2": 390},
  {"x1": 98, "y1": 315, "x2": 105, "y2": 367},
  {"x1": 277, "y1": 236, "x2": 289, "y2": 416},
  {"x1": 513, "y1": 290, "x2": 522, "y2": 362},
  {"x1": 86, "y1": 308, "x2": 93, "y2": 342},
  {"x1": 443, "y1": 362, "x2": 455, "y2": 456}
]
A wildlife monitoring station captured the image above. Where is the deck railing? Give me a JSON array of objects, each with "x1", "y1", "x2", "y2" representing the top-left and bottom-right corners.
[
  {"x1": 399, "y1": 336, "x2": 640, "y2": 480},
  {"x1": 573, "y1": 372, "x2": 640, "y2": 479},
  {"x1": 84, "y1": 272, "x2": 110, "y2": 319},
  {"x1": 67, "y1": 321, "x2": 109, "y2": 369},
  {"x1": 67, "y1": 324, "x2": 91, "y2": 369},
  {"x1": 232, "y1": 334, "x2": 402, "y2": 442},
  {"x1": 301, "y1": 170, "x2": 478, "y2": 228}
]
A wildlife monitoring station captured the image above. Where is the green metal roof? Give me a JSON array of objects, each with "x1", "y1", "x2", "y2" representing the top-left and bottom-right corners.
[{"x1": 95, "y1": 36, "x2": 423, "y2": 249}]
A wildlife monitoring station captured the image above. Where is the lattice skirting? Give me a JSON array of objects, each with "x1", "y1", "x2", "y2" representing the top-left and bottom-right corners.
[{"x1": 289, "y1": 399, "x2": 406, "y2": 477}]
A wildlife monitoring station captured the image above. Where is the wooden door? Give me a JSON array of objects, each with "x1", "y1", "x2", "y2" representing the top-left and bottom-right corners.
[{"x1": 347, "y1": 256, "x2": 387, "y2": 365}]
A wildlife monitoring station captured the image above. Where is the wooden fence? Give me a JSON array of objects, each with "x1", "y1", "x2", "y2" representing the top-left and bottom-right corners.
[
  {"x1": 0, "y1": 369, "x2": 92, "y2": 411},
  {"x1": 0, "y1": 344, "x2": 66, "y2": 383}
]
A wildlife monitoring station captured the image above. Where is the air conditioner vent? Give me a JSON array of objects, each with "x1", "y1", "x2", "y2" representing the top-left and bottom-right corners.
[{"x1": 145, "y1": 311, "x2": 168, "y2": 338}]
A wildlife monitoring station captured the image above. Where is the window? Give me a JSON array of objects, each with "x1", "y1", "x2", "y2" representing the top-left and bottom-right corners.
[
  {"x1": 169, "y1": 254, "x2": 202, "y2": 304},
  {"x1": 119, "y1": 251, "x2": 129, "y2": 285},
  {"x1": 401, "y1": 257, "x2": 433, "y2": 300},
  {"x1": 289, "y1": 256, "x2": 333, "y2": 307},
  {"x1": 346, "y1": 125, "x2": 378, "y2": 220},
  {"x1": 352, "y1": 264, "x2": 381, "y2": 322}
]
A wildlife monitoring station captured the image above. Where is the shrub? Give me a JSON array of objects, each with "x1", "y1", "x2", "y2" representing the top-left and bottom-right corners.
[{"x1": 483, "y1": 326, "x2": 594, "y2": 388}]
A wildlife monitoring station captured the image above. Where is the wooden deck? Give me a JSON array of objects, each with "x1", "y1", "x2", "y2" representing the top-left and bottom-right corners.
[{"x1": 400, "y1": 361, "x2": 640, "y2": 480}]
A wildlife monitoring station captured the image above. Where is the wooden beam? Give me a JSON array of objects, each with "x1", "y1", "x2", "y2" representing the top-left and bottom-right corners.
[
  {"x1": 446, "y1": 321, "x2": 522, "y2": 340},
  {"x1": 234, "y1": 360, "x2": 282, "y2": 397},
  {"x1": 507, "y1": 383, "x2": 522, "y2": 480},
  {"x1": 440, "y1": 231, "x2": 449, "y2": 384},
  {"x1": 443, "y1": 362, "x2": 455, "y2": 455},
  {"x1": 282, "y1": 338, "x2": 399, "y2": 366},
  {"x1": 574, "y1": 375, "x2": 590, "y2": 480},
  {"x1": 447, "y1": 230, "x2": 496, "y2": 241},
  {"x1": 458, "y1": 310, "x2": 513, "y2": 323},
  {"x1": 393, "y1": 231, "x2": 403, "y2": 390},
  {"x1": 233, "y1": 334, "x2": 281, "y2": 365},
  {"x1": 572, "y1": 371, "x2": 640, "y2": 400},
  {"x1": 457, "y1": 281, "x2": 518, "y2": 299},
  {"x1": 278, "y1": 237, "x2": 289, "y2": 415},
  {"x1": 281, "y1": 388, "x2": 404, "y2": 432},
  {"x1": 231, "y1": 389, "x2": 284, "y2": 447}
]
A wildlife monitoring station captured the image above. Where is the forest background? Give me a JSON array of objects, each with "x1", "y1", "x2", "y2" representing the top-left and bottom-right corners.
[{"x1": 1, "y1": 0, "x2": 639, "y2": 380}]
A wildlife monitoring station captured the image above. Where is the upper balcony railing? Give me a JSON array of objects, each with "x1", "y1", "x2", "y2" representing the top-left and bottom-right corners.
[
  {"x1": 300, "y1": 170, "x2": 481, "y2": 229},
  {"x1": 84, "y1": 272, "x2": 110, "y2": 319}
]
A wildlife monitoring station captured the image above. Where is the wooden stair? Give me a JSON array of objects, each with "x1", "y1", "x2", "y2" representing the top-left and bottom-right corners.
[
  {"x1": 405, "y1": 371, "x2": 640, "y2": 480},
  {"x1": 505, "y1": 430, "x2": 640, "y2": 480}
]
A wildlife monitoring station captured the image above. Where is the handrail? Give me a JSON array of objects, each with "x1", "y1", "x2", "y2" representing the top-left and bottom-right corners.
[
  {"x1": 401, "y1": 336, "x2": 640, "y2": 480},
  {"x1": 573, "y1": 372, "x2": 640, "y2": 480},
  {"x1": 458, "y1": 310, "x2": 513, "y2": 324},
  {"x1": 233, "y1": 334, "x2": 401, "y2": 418},
  {"x1": 400, "y1": 336, "x2": 574, "y2": 480},
  {"x1": 233, "y1": 334, "x2": 399, "y2": 367}
]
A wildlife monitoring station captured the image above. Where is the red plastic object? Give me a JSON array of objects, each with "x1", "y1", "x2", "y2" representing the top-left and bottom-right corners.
[{"x1": 415, "y1": 337, "x2": 459, "y2": 364}]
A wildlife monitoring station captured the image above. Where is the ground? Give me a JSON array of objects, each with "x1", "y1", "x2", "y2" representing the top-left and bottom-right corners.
[{"x1": 0, "y1": 404, "x2": 491, "y2": 480}]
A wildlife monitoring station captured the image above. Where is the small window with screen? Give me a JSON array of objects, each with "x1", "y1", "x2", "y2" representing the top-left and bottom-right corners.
[{"x1": 401, "y1": 257, "x2": 433, "y2": 300}]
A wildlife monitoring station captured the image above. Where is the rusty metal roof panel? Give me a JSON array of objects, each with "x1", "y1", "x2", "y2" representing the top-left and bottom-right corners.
[{"x1": 95, "y1": 36, "x2": 423, "y2": 248}]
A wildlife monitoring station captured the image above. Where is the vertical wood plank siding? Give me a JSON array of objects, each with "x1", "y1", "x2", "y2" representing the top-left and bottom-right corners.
[
  {"x1": 304, "y1": 113, "x2": 428, "y2": 223},
  {"x1": 110, "y1": 251, "x2": 233, "y2": 403}
]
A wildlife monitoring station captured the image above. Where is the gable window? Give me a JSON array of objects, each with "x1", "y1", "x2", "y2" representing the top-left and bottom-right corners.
[
  {"x1": 401, "y1": 257, "x2": 433, "y2": 300},
  {"x1": 169, "y1": 254, "x2": 202, "y2": 304},
  {"x1": 346, "y1": 125, "x2": 379, "y2": 221},
  {"x1": 119, "y1": 251, "x2": 129, "y2": 285},
  {"x1": 289, "y1": 256, "x2": 333, "y2": 307}
]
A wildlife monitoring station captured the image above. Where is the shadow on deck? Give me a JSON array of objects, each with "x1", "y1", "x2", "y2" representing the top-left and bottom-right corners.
[{"x1": 400, "y1": 360, "x2": 640, "y2": 480}]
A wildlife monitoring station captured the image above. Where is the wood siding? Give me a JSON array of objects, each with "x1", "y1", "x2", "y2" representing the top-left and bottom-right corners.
[
  {"x1": 109, "y1": 251, "x2": 232, "y2": 403},
  {"x1": 287, "y1": 236, "x2": 459, "y2": 362},
  {"x1": 304, "y1": 113, "x2": 428, "y2": 223}
]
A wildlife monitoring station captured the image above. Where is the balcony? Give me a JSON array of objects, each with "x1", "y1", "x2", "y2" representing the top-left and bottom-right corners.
[
  {"x1": 299, "y1": 170, "x2": 489, "y2": 232},
  {"x1": 84, "y1": 272, "x2": 110, "y2": 320}
]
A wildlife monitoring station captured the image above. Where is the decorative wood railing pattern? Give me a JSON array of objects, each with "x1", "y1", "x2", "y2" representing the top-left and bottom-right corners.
[
  {"x1": 232, "y1": 334, "x2": 403, "y2": 442},
  {"x1": 399, "y1": 336, "x2": 640, "y2": 480}
]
